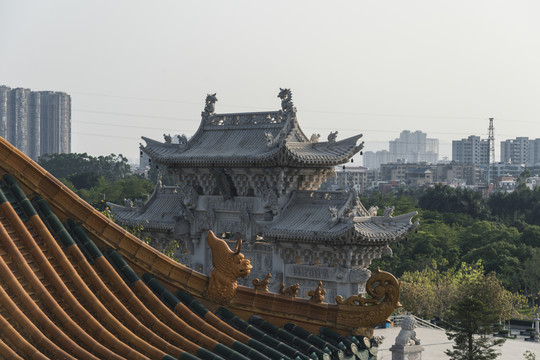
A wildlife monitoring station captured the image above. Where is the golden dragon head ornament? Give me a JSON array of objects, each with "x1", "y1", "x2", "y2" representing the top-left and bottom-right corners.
[{"x1": 205, "y1": 230, "x2": 252, "y2": 302}]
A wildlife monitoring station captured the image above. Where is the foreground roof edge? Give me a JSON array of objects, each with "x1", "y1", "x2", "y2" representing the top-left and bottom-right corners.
[{"x1": 0, "y1": 134, "x2": 400, "y2": 339}]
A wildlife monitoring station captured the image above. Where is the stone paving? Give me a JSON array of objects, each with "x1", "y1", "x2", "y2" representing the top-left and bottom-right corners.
[{"x1": 375, "y1": 326, "x2": 540, "y2": 359}]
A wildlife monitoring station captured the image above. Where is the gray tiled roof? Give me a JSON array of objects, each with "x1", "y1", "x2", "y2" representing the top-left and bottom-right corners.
[
  {"x1": 285, "y1": 134, "x2": 364, "y2": 165},
  {"x1": 141, "y1": 110, "x2": 363, "y2": 167},
  {"x1": 109, "y1": 186, "x2": 184, "y2": 231},
  {"x1": 263, "y1": 190, "x2": 418, "y2": 244}
]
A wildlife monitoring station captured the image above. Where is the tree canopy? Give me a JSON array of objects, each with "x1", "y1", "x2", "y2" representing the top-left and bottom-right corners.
[
  {"x1": 364, "y1": 182, "x2": 540, "y2": 307},
  {"x1": 38, "y1": 152, "x2": 154, "y2": 207},
  {"x1": 441, "y1": 262, "x2": 522, "y2": 360},
  {"x1": 38, "y1": 152, "x2": 131, "y2": 188},
  {"x1": 399, "y1": 261, "x2": 524, "y2": 320}
]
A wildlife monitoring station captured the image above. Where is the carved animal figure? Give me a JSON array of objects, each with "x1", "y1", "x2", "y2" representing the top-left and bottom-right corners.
[
  {"x1": 280, "y1": 283, "x2": 300, "y2": 297},
  {"x1": 206, "y1": 231, "x2": 252, "y2": 302},
  {"x1": 177, "y1": 134, "x2": 188, "y2": 144},
  {"x1": 327, "y1": 131, "x2": 338, "y2": 143},
  {"x1": 181, "y1": 185, "x2": 198, "y2": 210},
  {"x1": 383, "y1": 206, "x2": 394, "y2": 218},
  {"x1": 257, "y1": 186, "x2": 278, "y2": 214},
  {"x1": 368, "y1": 206, "x2": 379, "y2": 216},
  {"x1": 203, "y1": 93, "x2": 218, "y2": 115},
  {"x1": 310, "y1": 133, "x2": 320, "y2": 143},
  {"x1": 264, "y1": 132, "x2": 278, "y2": 147},
  {"x1": 395, "y1": 315, "x2": 421, "y2": 346},
  {"x1": 329, "y1": 206, "x2": 342, "y2": 223},
  {"x1": 308, "y1": 281, "x2": 326, "y2": 303},
  {"x1": 277, "y1": 88, "x2": 294, "y2": 112},
  {"x1": 252, "y1": 273, "x2": 272, "y2": 292}
]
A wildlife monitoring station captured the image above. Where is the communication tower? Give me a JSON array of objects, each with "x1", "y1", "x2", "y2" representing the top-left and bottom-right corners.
[{"x1": 487, "y1": 118, "x2": 495, "y2": 185}]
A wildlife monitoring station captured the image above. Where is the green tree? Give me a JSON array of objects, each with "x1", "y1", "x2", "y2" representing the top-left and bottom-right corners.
[
  {"x1": 488, "y1": 187, "x2": 540, "y2": 226},
  {"x1": 517, "y1": 170, "x2": 532, "y2": 190},
  {"x1": 373, "y1": 216, "x2": 459, "y2": 276},
  {"x1": 521, "y1": 249, "x2": 540, "y2": 306},
  {"x1": 78, "y1": 175, "x2": 154, "y2": 206},
  {"x1": 442, "y1": 266, "x2": 525, "y2": 360},
  {"x1": 38, "y1": 152, "x2": 131, "y2": 188},
  {"x1": 458, "y1": 221, "x2": 523, "y2": 290},
  {"x1": 38, "y1": 153, "x2": 155, "y2": 208},
  {"x1": 418, "y1": 184, "x2": 488, "y2": 219},
  {"x1": 399, "y1": 262, "x2": 524, "y2": 321},
  {"x1": 399, "y1": 265, "x2": 452, "y2": 319},
  {"x1": 444, "y1": 296, "x2": 505, "y2": 360},
  {"x1": 520, "y1": 224, "x2": 540, "y2": 247}
]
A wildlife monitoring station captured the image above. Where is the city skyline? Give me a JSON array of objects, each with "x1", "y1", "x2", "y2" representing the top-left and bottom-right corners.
[
  {"x1": 1, "y1": 1, "x2": 538, "y2": 163},
  {"x1": 1, "y1": 80, "x2": 536, "y2": 168}
]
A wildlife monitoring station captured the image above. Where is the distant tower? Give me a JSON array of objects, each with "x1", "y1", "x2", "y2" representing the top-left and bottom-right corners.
[{"x1": 487, "y1": 118, "x2": 495, "y2": 185}]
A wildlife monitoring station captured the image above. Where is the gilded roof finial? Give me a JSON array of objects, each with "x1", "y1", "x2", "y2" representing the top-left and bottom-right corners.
[
  {"x1": 308, "y1": 281, "x2": 326, "y2": 303},
  {"x1": 280, "y1": 283, "x2": 300, "y2": 297},
  {"x1": 252, "y1": 273, "x2": 272, "y2": 292}
]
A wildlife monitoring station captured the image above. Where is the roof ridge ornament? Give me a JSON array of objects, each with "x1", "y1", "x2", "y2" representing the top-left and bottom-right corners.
[
  {"x1": 206, "y1": 230, "x2": 252, "y2": 302},
  {"x1": 278, "y1": 88, "x2": 296, "y2": 114},
  {"x1": 279, "y1": 282, "x2": 300, "y2": 297},
  {"x1": 202, "y1": 93, "x2": 218, "y2": 119},
  {"x1": 328, "y1": 131, "x2": 338, "y2": 144},
  {"x1": 252, "y1": 273, "x2": 272, "y2": 292},
  {"x1": 336, "y1": 268, "x2": 401, "y2": 335},
  {"x1": 383, "y1": 206, "x2": 394, "y2": 220},
  {"x1": 329, "y1": 205, "x2": 355, "y2": 223},
  {"x1": 264, "y1": 132, "x2": 278, "y2": 147},
  {"x1": 308, "y1": 280, "x2": 327, "y2": 303},
  {"x1": 368, "y1": 206, "x2": 379, "y2": 216},
  {"x1": 177, "y1": 134, "x2": 188, "y2": 145}
]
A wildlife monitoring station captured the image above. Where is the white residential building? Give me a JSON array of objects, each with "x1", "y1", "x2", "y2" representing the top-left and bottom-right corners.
[{"x1": 452, "y1": 135, "x2": 489, "y2": 166}]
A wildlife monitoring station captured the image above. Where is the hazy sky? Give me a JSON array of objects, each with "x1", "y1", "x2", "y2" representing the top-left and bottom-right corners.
[{"x1": 1, "y1": 1, "x2": 539, "y2": 164}]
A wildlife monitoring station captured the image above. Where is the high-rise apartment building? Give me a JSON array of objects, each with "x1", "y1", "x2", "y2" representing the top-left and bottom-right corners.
[
  {"x1": 362, "y1": 130, "x2": 438, "y2": 169},
  {"x1": 532, "y1": 139, "x2": 540, "y2": 166},
  {"x1": 500, "y1": 137, "x2": 540, "y2": 166},
  {"x1": 39, "y1": 91, "x2": 71, "y2": 155},
  {"x1": 362, "y1": 150, "x2": 391, "y2": 169},
  {"x1": 389, "y1": 130, "x2": 438, "y2": 163},
  {"x1": 0, "y1": 85, "x2": 70, "y2": 160},
  {"x1": 452, "y1": 135, "x2": 489, "y2": 166}
]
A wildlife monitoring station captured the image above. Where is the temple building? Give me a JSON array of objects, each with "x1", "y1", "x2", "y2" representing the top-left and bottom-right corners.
[
  {"x1": 111, "y1": 89, "x2": 419, "y2": 301},
  {"x1": 0, "y1": 130, "x2": 405, "y2": 359}
]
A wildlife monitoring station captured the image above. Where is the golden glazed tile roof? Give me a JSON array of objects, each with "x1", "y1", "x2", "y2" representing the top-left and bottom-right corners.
[{"x1": 0, "y1": 136, "x2": 392, "y2": 359}]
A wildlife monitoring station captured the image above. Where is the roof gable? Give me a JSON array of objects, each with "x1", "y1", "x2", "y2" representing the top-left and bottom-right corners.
[{"x1": 142, "y1": 90, "x2": 363, "y2": 167}]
